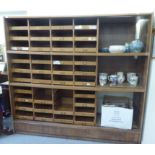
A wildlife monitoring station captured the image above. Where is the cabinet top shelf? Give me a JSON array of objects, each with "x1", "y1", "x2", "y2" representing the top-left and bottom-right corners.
[{"x1": 4, "y1": 13, "x2": 153, "y2": 19}]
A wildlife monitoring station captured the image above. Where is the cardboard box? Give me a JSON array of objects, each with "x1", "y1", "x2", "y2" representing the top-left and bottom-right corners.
[{"x1": 101, "y1": 96, "x2": 133, "y2": 129}]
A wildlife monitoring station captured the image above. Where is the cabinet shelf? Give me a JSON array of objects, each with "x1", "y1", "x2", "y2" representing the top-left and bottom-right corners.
[
  {"x1": 7, "y1": 50, "x2": 149, "y2": 57},
  {"x1": 9, "y1": 82, "x2": 145, "y2": 92},
  {"x1": 98, "y1": 52, "x2": 149, "y2": 56}
]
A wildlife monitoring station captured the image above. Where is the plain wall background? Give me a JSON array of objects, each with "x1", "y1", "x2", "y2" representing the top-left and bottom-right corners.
[{"x1": 0, "y1": 0, "x2": 155, "y2": 143}]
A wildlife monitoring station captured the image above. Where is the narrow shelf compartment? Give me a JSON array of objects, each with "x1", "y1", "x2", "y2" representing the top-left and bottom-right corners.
[
  {"x1": 10, "y1": 41, "x2": 29, "y2": 51},
  {"x1": 9, "y1": 30, "x2": 28, "y2": 41},
  {"x1": 34, "y1": 112, "x2": 53, "y2": 122},
  {"x1": 15, "y1": 110, "x2": 33, "y2": 120},
  {"x1": 52, "y1": 41, "x2": 73, "y2": 52},
  {"x1": 75, "y1": 76, "x2": 96, "y2": 87},
  {"x1": 52, "y1": 30, "x2": 73, "y2": 41},
  {"x1": 54, "y1": 115, "x2": 73, "y2": 124},
  {"x1": 32, "y1": 74, "x2": 51, "y2": 84},
  {"x1": 34, "y1": 104, "x2": 53, "y2": 113},
  {"x1": 8, "y1": 18, "x2": 28, "y2": 30},
  {"x1": 31, "y1": 55, "x2": 51, "y2": 64},
  {"x1": 30, "y1": 30, "x2": 50, "y2": 41},
  {"x1": 33, "y1": 88, "x2": 53, "y2": 104},
  {"x1": 10, "y1": 54, "x2": 30, "y2": 64},
  {"x1": 75, "y1": 116, "x2": 95, "y2": 126},
  {"x1": 54, "y1": 90, "x2": 73, "y2": 116},
  {"x1": 30, "y1": 41, "x2": 50, "y2": 52},
  {"x1": 75, "y1": 42, "x2": 97, "y2": 53},
  {"x1": 53, "y1": 75, "x2": 73, "y2": 86}
]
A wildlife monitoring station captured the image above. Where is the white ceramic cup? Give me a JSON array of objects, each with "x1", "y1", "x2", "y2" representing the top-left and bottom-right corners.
[
  {"x1": 127, "y1": 73, "x2": 138, "y2": 86},
  {"x1": 117, "y1": 72, "x2": 125, "y2": 84},
  {"x1": 127, "y1": 72, "x2": 136, "y2": 83},
  {"x1": 99, "y1": 73, "x2": 108, "y2": 86}
]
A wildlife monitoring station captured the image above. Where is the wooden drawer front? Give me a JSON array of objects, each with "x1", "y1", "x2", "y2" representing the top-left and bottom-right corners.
[
  {"x1": 10, "y1": 46, "x2": 29, "y2": 51},
  {"x1": 74, "y1": 94, "x2": 95, "y2": 99},
  {"x1": 54, "y1": 111, "x2": 73, "y2": 115},
  {"x1": 32, "y1": 60, "x2": 51, "y2": 64},
  {"x1": 75, "y1": 112, "x2": 95, "y2": 117},
  {"x1": 12, "y1": 78, "x2": 31, "y2": 83},
  {"x1": 12, "y1": 68, "x2": 30, "y2": 73},
  {"x1": 10, "y1": 36, "x2": 29, "y2": 41},
  {"x1": 74, "y1": 82, "x2": 95, "y2": 87},
  {"x1": 52, "y1": 37, "x2": 73, "y2": 41},
  {"x1": 74, "y1": 103, "x2": 95, "y2": 108},
  {"x1": 14, "y1": 89, "x2": 32, "y2": 94},
  {"x1": 52, "y1": 25, "x2": 73, "y2": 30},
  {"x1": 32, "y1": 79, "x2": 52, "y2": 84},
  {"x1": 11, "y1": 59, "x2": 30, "y2": 64},
  {"x1": 75, "y1": 25, "x2": 97, "y2": 30},
  {"x1": 34, "y1": 117, "x2": 53, "y2": 122},
  {"x1": 75, "y1": 48, "x2": 96, "y2": 53},
  {"x1": 30, "y1": 37, "x2": 50, "y2": 41},
  {"x1": 30, "y1": 47, "x2": 51, "y2": 52},
  {"x1": 74, "y1": 61, "x2": 96, "y2": 66},
  {"x1": 53, "y1": 71, "x2": 73, "y2": 75},
  {"x1": 53, "y1": 80, "x2": 73, "y2": 86},
  {"x1": 74, "y1": 121, "x2": 95, "y2": 126},
  {"x1": 15, "y1": 115, "x2": 33, "y2": 120},
  {"x1": 30, "y1": 26, "x2": 50, "y2": 30},
  {"x1": 9, "y1": 26, "x2": 28, "y2": 30},
  {"x1": 75, "y1": 37, "x2": 96, "y2": 41},
  {"x1": 52, "y1": 47, "x2": 73, "y2": 52},
  {"x1": 34, "y1": 109, "x2": 53, "y2": 114},
  {"x1": 15, "y1": 98, "x2": 32, "y2": 103},
  {"x1": 32, "y1": 70, "x2": 51, "y2": 74},
  {"x1": 53, "y1": 60, "x2": 73, "y2": 65},
  {"x1": 54, "y1": 119, "x2": 73, "y2": 124},
  {"x1": 15, "y1": 106, "x2": 33, "y2": 112},
  {"x1": 34, "y1": 100, "x2": 53, "y2": 105},
  {"x1": 75, "y1": 71, "x2": 96, "y2": 76}
]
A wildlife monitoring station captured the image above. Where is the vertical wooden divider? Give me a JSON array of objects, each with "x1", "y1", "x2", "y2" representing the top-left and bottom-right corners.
[
  {"x1": 27, "y1": 18, "x2": 34, "y2": 120},
  {"x1": 73, "y1": 18, "x2": 75, "y2": 123},
  {"x1": 94, "y1": 18, "x2": 100, "y2": 124},
  {"x1": 49, "y1": 18, "x2": 53, "y2": 84},
  {"x1": 49, "y1": 18, "x2": 54, "y2": 121},
  {"x1": 139, "y1": 15, "x2": 153, "y2": 133}
]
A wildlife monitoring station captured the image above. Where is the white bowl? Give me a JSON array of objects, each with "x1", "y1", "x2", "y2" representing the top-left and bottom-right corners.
[{"x1": 109, "y1": 45, "x2": 126, "y2": 53}]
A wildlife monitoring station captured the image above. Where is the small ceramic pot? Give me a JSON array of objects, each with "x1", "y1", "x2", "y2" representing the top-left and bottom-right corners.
[{"x1": 129, "y1": 39, "x2": 144, "y2": 53}]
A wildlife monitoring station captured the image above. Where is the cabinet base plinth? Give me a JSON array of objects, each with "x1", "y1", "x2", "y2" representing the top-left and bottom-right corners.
[{"x1": 14, "y1": 120, "x2": 141, "y2": 143}]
